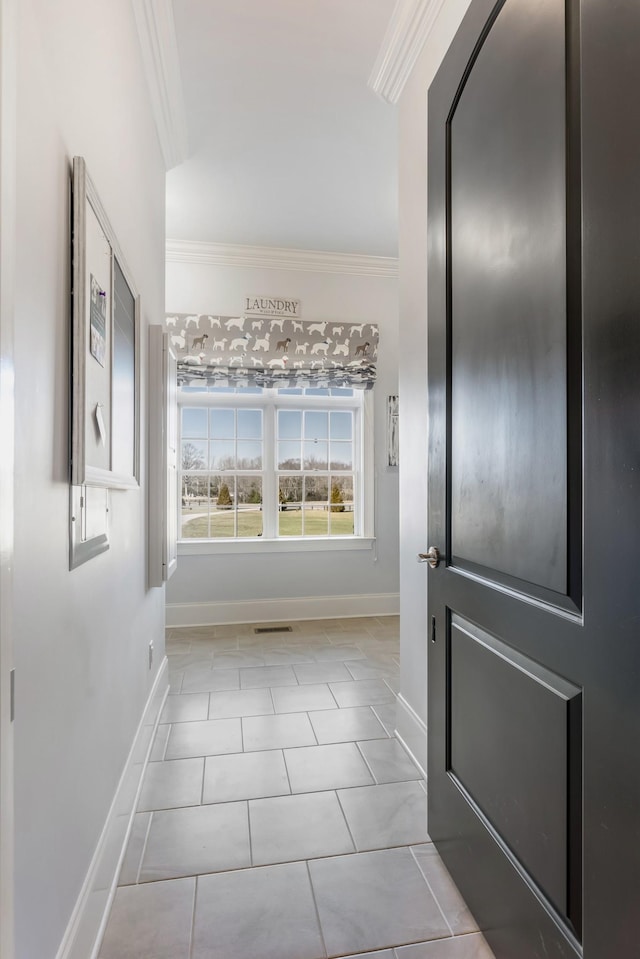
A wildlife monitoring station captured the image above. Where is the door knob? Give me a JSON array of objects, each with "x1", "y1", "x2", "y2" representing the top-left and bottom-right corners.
[{"x1": 417, "y1": 547, "x2": 441, "y2": 568}]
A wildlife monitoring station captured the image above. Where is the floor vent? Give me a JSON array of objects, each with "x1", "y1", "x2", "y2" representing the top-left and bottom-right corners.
[{"x1": 254, "y1": 626, "x2": 293, "y2": 634}]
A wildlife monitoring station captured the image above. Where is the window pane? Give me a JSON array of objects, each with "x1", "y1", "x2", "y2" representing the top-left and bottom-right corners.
[
  {"x1": 304, "y1": 411, "x2": 328, "y2": 440},
  {"x1": 237, "y1": 477, "x2": 263, "y2": 537},
  {"x1": 278, "y1": 441, "x2": 301, "y2": 470},
  {"x1": 330, "y1": 441, "x2": 353, "y2": 470},
  {"x1": 237, "y1": 409, "x2": 262, "y2": 439},
  {"x1": 304, "y1": 440, "x2": 328, "y2": 470},
  {"x1": 182, "y1": 408, "x2": 208, "y2": 438},
  {"x1": 181, "y1": 476, "x2": 210, "y2": 537},
  {"x1": 302, "y1": 507, "x2": 328, "y2": 535},
  {"x1": 305, "y1": 388, "x2": 330, "y2": 396},
  {"x1": 330, "y1": 388, "x2": 354, "y2": 397},
  {"x1": 304, "y1": 476, "x2": 328, "y2": 535},
  {"x1": 181, "y1": 385, "x2": 207, "y2": 393},
  {"x1": 278, "y1": 476, "x2": 302, "y2": 536},
  {"x1": 329, "y1": 476, "x2": 355, "y2": 535},
  {"x1": 210, "y1": 475, "x2": 235, "y2": 538},
  {"x1": 182, "y1": 440, "x2": 207, "y2": 470},
  {"x1": 210, "y1": 439, "x2": 235, "y2": 469},
  {"x1": 279, "y1": 475, "x2": 302, "y2": 508},
  {"x1": 237, "y1": 440, "x2": 262, "y2": 469},
  {"x1": 278, "y1": 410, "x2": 302, "y2": 439},
  {"x1": 304, "y1": 477, "x2": 328, "y2": 502},
  {"x1": 330, "y1": 411, "x2": 352, "y2": 440},
  {"x1": 210, "y1": 408, "x2": 235, "y2": 438}
]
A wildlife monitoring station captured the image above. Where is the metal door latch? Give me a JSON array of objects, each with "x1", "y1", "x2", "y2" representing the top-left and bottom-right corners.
[{"x1": 417, "y1": 547, "x2": 441, "y2": 568}]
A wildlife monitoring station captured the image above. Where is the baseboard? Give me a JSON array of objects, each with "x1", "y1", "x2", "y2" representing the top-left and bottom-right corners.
[
  {"x1": 166, "y1": 592, "x2": 400, "y2": 627},
  {"x1": 55, "y1": 659, "x2": 169, "y2": 959},
  {"x1": 395, "y1": 693, "x2": 427, "y2": 780}
]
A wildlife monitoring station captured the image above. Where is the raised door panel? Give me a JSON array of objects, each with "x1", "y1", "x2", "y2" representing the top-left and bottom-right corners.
[{"x1": 449, "y1": 0, "x2": 568, "y2": 594}]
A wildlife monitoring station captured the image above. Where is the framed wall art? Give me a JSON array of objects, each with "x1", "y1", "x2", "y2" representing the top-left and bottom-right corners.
[{"x1": 71, "y1": 156, "x2": 140, "y2": 489}]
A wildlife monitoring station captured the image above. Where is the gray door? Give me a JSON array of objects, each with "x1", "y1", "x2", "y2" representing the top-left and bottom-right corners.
[{"x1": 427, "y1": 0, "x2": 640, "y2": 956}]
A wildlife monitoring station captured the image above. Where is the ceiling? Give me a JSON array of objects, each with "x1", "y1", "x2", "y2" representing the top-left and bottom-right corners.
[{"x1": 166, "y1": 0, "x2": 398, "y2": 257}]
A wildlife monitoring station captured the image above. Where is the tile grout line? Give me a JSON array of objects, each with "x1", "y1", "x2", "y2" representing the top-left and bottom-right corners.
[
  {"x1": 135, "y1": 811, "x2": 154, "y2": 885},
  {"x1": 246, "y1": 801, "x2": 254, "y2": 867},
  {"x1": 409, "y1": 846, "x2": 455, "y2": 938},
  {"x1": 161, "y1": 723, "x2": 171, "y2": 762},
  {"x1": 121, "y1": 842, "x2": 443, "y2": 888},
  {"x1": 187, "y1": 875, "x2": 198, "y2": 959},
  {"x1": 281, "y1": 747, "x2": 294, "y2": 795},
  {"x1": 305, "y1": 859, "x2": 330, "y2": 959},
  {"x1": 334, "y1": 788, "x2": 359, "y2": 854},
  {"x1": 267, "y1": 685, "x2": 276, "y2": 719},
  {"x1": 199, "y1": 745, "x2": 206, "y2": 805},
  {"x1": 327, "y1": 682, "x2": 341, "y2": 709},
  {"x1": 309, "y1": 708, "x2": 320, "y2": 746},
  {"x1": 354, "y1": 740, "x2": 379, "y2": 785}
]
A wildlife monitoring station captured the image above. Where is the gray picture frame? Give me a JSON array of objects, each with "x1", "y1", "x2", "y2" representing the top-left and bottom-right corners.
[{"x1": 71, "y1": 156, "x2": 140, "y2": 489}]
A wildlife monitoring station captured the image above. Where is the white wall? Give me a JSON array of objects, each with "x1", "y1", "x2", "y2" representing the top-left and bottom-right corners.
[
  {"x1": 396, "y1": 0, "x2": 473, "y2": 770},
  {"x1": 13, "y1": 3, "x2": 166, "y2": 958},
  {"x1": 165, "y1": 256, "x2": 399, "y2": 622}
]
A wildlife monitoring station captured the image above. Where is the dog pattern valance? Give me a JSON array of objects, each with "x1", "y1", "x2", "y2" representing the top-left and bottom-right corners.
[{"x1": 165, "y1": 313, "x2": 379, "y2": 390}]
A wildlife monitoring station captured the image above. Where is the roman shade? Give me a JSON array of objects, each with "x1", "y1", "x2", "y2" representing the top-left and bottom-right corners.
[{"x1": 165, "y1": 313, "x2": 379, "y2": 390}]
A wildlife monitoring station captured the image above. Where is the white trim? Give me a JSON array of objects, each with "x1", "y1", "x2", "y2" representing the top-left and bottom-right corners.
[
  {"x1": 368, "y1": 0, "x2": 448, "y2": 103},
  {"x1": 131, "y1": 0, "x2": 188, "y2": 170},
  {"x1": 0, "y1": 0, "x2": 16, "y2": 954},
  {"x1": 55, "y1": 660, "x2": 169, "y2": 959},
  {"x1": 178, "y1": 537, "x2": 376, "y2": 556},
  {"x1": 166, "y1": 592, "x2": 400, "y2": 628},
  {"x1": 165, "y1": 239, "x2": 399, "y2": 278},
  {"x1": 395, "y1": 693, "x2": 427, "y2": 778}
]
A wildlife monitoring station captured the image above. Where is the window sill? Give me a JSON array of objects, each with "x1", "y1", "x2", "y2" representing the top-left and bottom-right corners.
[{"x1": 177, "y1": 536, "x2": 376, "y2": 556}]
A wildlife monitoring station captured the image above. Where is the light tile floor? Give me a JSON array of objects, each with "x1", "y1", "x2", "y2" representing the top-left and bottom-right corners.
[{"x1": 100, "y1": 616, "x2": 495, "y2": 959}]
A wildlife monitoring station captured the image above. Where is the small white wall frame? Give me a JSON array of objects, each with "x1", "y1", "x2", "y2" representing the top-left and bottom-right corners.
[
  {"x1": 148, "y1": 325, "x2": 178, "y2": 586},
  {"x1": 388, "y1": 394, "x2": 399, "y2": 466},
  {"x1": 71, "y1": 156, "x2": 141, "y2": 489}
]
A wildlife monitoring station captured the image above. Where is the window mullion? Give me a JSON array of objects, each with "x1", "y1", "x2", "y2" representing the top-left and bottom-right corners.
[{"x1": 263, "y1": 399, "x2": 276, "y2": 538}]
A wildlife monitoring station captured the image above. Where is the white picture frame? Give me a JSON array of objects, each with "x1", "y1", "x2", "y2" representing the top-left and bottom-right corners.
[
  {"x1": 387, "y1": 394, "x2": 399, "y2": 467},
  {"x1": 71, "y1": 156, "x2": 140, "y2": 489},
  {"x1": 148, "y1": 326, "x2": 178, "y2": 586}
]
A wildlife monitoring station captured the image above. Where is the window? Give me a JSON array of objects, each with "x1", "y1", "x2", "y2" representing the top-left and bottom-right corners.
[{"x1": 178, "y1": 386, "x2": 369, "y2": 544}]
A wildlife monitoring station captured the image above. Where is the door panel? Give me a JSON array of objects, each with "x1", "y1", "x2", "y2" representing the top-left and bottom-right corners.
[
  {"x1": 427, "y1": 0, "x2": 640, "y2": 956},
  {"x1": 448, "y1": 614, "x2": 581, "y2": 920},
  {"x1": 450, "y1": 0, "x2": 568, "y2": 593}
]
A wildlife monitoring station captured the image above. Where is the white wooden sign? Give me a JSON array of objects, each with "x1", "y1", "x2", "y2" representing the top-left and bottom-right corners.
[{"x1": 244, "y1": 295, "x2": 301, "y2": 318}]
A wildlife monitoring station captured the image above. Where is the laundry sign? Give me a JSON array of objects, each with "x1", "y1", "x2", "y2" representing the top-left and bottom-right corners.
[{"x1": 244, "y1": 295, "x2": 301, "y2": 318}]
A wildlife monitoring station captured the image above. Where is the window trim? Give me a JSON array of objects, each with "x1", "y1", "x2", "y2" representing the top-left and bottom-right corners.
[
  {"x1": 177, "y1": 536, "x2": 376, "y2": 556},
  {"x1": 177, "y1": 388, "x2": 374, "y2": 550}
]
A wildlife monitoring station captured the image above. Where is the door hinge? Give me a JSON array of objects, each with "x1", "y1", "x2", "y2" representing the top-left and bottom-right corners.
[
  {"x1": 10, "y1": 668, "x2": 15, "y2": 721},
  {"x1": 431, "y1": 616, "x2": 437, "y2": 644}
]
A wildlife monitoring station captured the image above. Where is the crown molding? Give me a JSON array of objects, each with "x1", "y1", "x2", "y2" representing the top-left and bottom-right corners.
[
  {"x1": 368, "y1": 0, "x2": 448, "y2": 103},
  {"x1": 131, "y1": 0, "x2": 188, "y2": 169},
  {"x1": 165, "y1": 239, "x2": 399, "y2": 278}
]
